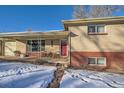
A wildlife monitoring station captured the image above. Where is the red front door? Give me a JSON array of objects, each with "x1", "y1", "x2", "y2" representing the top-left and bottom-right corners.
[{"x1": 61, "y1": 40, "x2": 67, "y2": 56}]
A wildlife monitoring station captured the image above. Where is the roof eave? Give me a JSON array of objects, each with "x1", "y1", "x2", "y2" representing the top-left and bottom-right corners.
[
  {"x1": 63, "y1": 16, "x2": 124, "y2": 25},
  {"x1": 0, "y1": 31, "x2": 69, "y2": 38}
]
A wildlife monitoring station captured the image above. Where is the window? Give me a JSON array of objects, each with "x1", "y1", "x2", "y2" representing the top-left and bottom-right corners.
[
  {"x1": 27, "y1": 40, "x2": 45, "y2": 52},
  {"x1": 88, "y1": 25, "x2": 105, "y2": 34},
  {"x1": 88, "y1": 57, "x2": 106, "y2": 66},
  {"x1": 88, "y1": 58, "x2": 96, "y2": 64},
  {"x1": 88, "y1": 26, "x2": 96, "y2": 33},
  {"x1": 27, "y1": 40, "x2": 32, "y2": 51},
  {"x1": 97, "y1": 25, "x2": 104, "y2": 33},
  {"x1": 32, "y1": 40, "x2": 39, "y2": 51},
  {"x1": 97, "y1": 57, "x2": 105, "y2": 65},
  {"x1": 51, "y1": 40, "x2": 53, "y2": 47},
  {"x1": 41, "y1": 40, "x2": 45, "y2": 51}
]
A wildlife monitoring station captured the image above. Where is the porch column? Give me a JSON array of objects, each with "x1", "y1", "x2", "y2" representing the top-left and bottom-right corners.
[
  {"x1": 0, "y1": 38, "x2": 5, "y2": 56},
  {"x1": 68, "y1": 32, "x2": 71, "y2": 65}
]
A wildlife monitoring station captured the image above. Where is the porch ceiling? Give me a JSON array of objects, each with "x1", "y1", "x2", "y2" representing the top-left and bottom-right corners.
[{"x1": 0, "y1": 31, "x2": 69, "y2": 40}]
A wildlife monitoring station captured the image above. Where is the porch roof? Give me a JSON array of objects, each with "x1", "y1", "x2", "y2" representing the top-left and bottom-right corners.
[{"x1": 0, "y1": 31, "x2": 69, "y2": 39}]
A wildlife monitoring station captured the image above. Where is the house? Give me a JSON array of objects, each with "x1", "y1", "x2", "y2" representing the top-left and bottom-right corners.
[
  {"x1": 63, "y1": 16, "x2": 124, "y2": 71},
  {"x1": 0, "y1": 31, "x2": 69, "y2": 63},
  {"x1": 0, "y1": 16, "x2": 124, "y2": 71}
]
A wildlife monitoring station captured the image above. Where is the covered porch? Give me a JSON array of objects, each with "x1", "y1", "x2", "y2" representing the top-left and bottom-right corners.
[{"x1": 0, "y1": 31, "x2": 70, "y2": 65}]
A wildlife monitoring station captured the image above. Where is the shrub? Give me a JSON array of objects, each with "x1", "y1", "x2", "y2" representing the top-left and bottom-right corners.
[{"x1": 14, "y1": 50, "x2": 21, "y2": 56}]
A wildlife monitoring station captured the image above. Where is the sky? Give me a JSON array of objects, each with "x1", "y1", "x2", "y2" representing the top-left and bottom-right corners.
[
  {"x1": 0, "y1": 5, "x2": 124, "y2": 33},
  {"x1": 0, "y1": 5, "x2": 73, "y2": 32}
]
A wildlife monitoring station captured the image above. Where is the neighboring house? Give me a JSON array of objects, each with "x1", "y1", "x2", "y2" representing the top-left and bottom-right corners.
[{"x1": 0, "y1": 16, "x2": 124, "y2": 71}]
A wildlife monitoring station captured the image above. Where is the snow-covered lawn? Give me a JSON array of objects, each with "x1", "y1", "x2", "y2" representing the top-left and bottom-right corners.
[
  {"x1": 1, "y1": 62, "x2": 124, "y2": 88},
  {"x1": 60, "y1": 69, "x2": 124, "y2": 88},
  {"x1": 0, "y1": 62, "x2": 56, "y2": 88}
]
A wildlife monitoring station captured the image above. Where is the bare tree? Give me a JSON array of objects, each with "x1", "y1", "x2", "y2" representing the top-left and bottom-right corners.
[
  {"x1": 73, "y1": 5, "x2": 124, "y2": 19},
  {"x1": 73, "y1": 5, "x2": 87, "y2": 19}
]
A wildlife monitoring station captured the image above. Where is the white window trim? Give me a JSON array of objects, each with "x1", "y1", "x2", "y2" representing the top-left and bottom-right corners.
[
  {"x1": 26, "y1": 39, "x2": 45, "y2": 52},
  {"x1": 88, "y1": 25, "x2": 106, "y2": 33},
  {"x1": 88, "y1": 57, "x2": 106, "y2": 66}
]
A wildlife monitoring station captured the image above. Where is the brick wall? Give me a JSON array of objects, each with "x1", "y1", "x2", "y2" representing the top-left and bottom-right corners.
[{"x1": 71, "y1": 52, "x2": 124, "y2": 71}]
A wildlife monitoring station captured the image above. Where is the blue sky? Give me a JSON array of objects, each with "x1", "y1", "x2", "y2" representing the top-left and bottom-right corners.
[
  {"x1": 0, "y1": 5, "x2": 124, "y2": 32},
  {"x1": 0, "y1": 5, "x2": 73, "y2": 32}
]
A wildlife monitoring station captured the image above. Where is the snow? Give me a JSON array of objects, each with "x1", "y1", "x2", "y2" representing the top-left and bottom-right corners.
[
  {"x1": 0, "y1": 62, "x2": 56, "y2": 88},
  {"x1": 60, "y1": 69, "x2": 124, "y2": 88},
  {"x1": 1, "y1": 61, "x2": 124, "y2": 88}
]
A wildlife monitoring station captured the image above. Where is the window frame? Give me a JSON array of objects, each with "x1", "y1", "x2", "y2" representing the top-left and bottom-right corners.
[
  {"x1": 88, "y1": 57, "x2": 106, "y2": 66},
  {"x1": 88, "y1": 25, "x2": 106, "y2": 35},
  {"x1": 27, "y1": 40, "x2": 45, "y2": 52},
  {"x1": 31, "y1": 40, "x2": 39, "y2": 52},
  {"x1": 88, "y1": 25, "x2": 96, "y2": 33}
]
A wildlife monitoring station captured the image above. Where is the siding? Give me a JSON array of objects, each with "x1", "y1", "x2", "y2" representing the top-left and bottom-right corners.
[
  {"x1": 16, "y1": 40, "x2": 26, "y2": 54},
  {"x1": 68, "y1": 23, "x2": 124, "y2": 71},
  {"x1": 69, "y1": 24, "x2": 124, "y2": 52},
  {"x1": 4, "y1": 40, "x2": 16, "y2": 56},
  {"x1": 45, "y1": 39, "x2": 60, "y2": 52}
]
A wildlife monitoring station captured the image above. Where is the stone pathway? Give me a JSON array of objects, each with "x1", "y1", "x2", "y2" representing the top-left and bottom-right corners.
[{"x1": 47, "y1": 63, "x2": 65, "y2": 88}]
